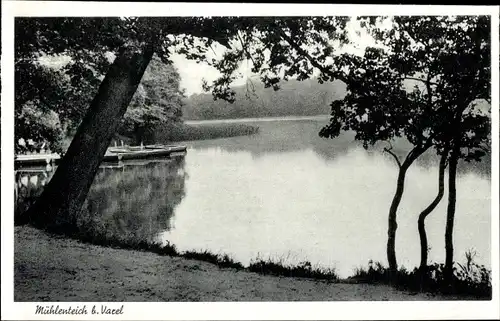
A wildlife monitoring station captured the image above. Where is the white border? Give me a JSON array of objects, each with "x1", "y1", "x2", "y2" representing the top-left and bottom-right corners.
[
  {"x1": 1, "y1": 2, "x2": 499, "y2": 320},
  {"x1": 1, "y1": 2, "x2": 497, "y2": 17},
  {"x1": 490, "y1": 8, "x2": 500, "y2": 317}
]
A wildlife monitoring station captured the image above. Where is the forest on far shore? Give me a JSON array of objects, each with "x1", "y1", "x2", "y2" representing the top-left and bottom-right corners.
[{"x1": 183, "y1": 78, "x2": 347, "y2": 120}]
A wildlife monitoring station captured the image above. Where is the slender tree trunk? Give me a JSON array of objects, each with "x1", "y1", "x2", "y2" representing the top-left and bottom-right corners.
[
  {"x1": 444, "y1": 143, "x2": 459, "y2": 283},
  {"x1": 26, "y1": 44, "x2": 154, "y2": 231},
  {"x1": 387, "y1": 164, "x2": 408, "y2": 271},
  {"x1": 418, "y1": 150, "x2": 448, "y2": 271},
  {"x1": 386, "y1": 146, "x2": 429, "y2": 272}
]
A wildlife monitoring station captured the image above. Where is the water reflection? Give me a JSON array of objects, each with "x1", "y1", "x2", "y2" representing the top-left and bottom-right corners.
[
  {"x1": 15, "y1": 157, "x2": 187, "y2": 244},
  {"x1": 15, "y1": 167, "x2": 53, "y2": 218},
  {"x1": 83, "y1": 158, "x2": 187, "y2": 243},
  {"x1": 183, "y1": 120, "x2": 491, "y2": 177},
  {"x1": 184, "y1": 120, "x2": 358, "y2": 161}
]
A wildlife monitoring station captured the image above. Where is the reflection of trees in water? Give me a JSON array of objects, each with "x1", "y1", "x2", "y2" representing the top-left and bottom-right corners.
[
  {"x1": 413, "y1": 150, "x2": 491, "y2": 177},
  {"x1": 83, "y1": 157, "x2": 187, "y2": 243},
  {"x1": 364, "y1": 139, "x2": 491, "y2": 177},
  {"x1": 367, "y1": 140, "x2": 491, "y2": 177},
  {"x1": 15, "y1": 169, "x2": 52, "y2": 220},
  {"x1": 187, "y1": 120, "x2": 490, "y2": 177},
  {"x1": 187, "y1": 120, "x2": 358, "y2": 160},
  {"x1": 15, "y1": 158, "x2": 187, "y2": 243}
]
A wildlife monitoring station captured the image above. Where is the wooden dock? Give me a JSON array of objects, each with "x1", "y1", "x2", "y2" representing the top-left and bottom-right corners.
[
  {"x1": 15, "y1": 144, "x2": 187, "y2": 168},
  {"x1": 15, "y1": 153, "x2": 61, "y2": 166}
]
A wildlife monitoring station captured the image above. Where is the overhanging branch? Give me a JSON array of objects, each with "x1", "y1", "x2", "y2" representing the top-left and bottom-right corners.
[
  {"x1": 237, "y1": 31, "x2": 256, "y2": 67},
  {"x1": 405, "y1": 76, "x2": 438, "y2": 86},
  {"x1": 275, "y1": 28, "x2": 349, "y2": 85},
  {"x1": 383, "y1": 143, "x2": 402, "y2": 168}
]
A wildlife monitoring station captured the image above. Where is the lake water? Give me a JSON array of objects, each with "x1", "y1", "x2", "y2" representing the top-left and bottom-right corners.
[{"x1": 16, "y1": 117, "x2": 491, "y2": 278}]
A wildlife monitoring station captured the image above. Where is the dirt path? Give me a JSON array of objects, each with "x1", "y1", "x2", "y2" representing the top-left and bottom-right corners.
[{"x1": 15, "y1": 226, "x2": 454, "y2": 301}]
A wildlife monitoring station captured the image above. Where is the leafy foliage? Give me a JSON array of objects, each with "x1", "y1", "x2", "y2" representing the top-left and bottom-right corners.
[
  {"x1": 15, "y1": 18, "x2": 117, "y2": 152},
  {"x1": 120, "y1": 55, "x2": 185, "y2": 143},
  {"x1": 15, "y1": 16, "x2": 352, "y2": 104},
  {"x1": 319, "y1": 16, "x2": 490, "y2": 160},
  {"x1": 198, "y1": 17, "x2": 350, "y2": 101},
  {"x1": 15, "y1": 101, "x2": 65, "y2": 153},
  {"x1": 15, "y1": 18, "x2": 189, "y2": 151}
]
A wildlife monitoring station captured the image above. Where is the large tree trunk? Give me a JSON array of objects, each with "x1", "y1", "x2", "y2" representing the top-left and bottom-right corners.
[
  {"x1": 26, "y1": 44, "x2": 154, "y2": 232},
  {"x1": 418, "y1": 150, "x2": 448, "y2": 271},
  {"x1": 444, "y1": 143, "x2": 459, "y2": 283}
]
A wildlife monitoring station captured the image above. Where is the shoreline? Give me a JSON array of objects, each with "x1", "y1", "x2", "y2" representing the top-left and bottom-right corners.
[
  {"x1": 14, "y1": 225, "x2": 480, "y2": 302},
  {"x1": 184, "y1": 114, "x2": 330, "y2": 125}
]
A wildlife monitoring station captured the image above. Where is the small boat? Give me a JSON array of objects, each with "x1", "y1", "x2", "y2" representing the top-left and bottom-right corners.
[{"x1": 104, "y1": 144, "x2": 187, "y2": 161}]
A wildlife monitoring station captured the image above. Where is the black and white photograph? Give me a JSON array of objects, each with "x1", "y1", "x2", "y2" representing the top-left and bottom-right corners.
[{"x1": 1, "y1": 2, "x2": 499, "y2": 320}]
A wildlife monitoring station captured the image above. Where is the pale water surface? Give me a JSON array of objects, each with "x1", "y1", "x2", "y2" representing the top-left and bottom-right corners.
[{"x1": 16, "y1": 117, "x2": 491, "y2": 278}]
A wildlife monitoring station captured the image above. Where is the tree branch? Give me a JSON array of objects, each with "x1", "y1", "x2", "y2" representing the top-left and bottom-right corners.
[
  {"x1": 425, "y1": 73, "x2": 433, "y2": 109},
  {"x1": 237, "y1": 31, "x2": 256, "y2": 68},
  {"x1": 404, "y1": 76, "x2": 438, "y2": 86},
  {"x1": 275, "y1": 27, "x2": 349, "y2": 85},
  {"x1": 383, "y1": 144, "x2": 402, "y2": 168},
  {"x1": 208, "y1": 43, "x2": 218, "y2": 57}
]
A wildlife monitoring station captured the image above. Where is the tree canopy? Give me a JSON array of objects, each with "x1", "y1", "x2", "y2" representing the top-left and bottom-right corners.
[
  {"x1": 319, "y1": 16, "x2": 490, "y2": 154},
  {"x1": 15, "y1": 18, "x2": 188, "y2": 151},
  {"x1": 120, "y1": 55, "x2": 185, "y2": 144}
]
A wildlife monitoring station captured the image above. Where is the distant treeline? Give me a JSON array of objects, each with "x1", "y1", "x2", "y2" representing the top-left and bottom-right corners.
[
  {"x1": 183, "y1": 79, "x2": 347, "y2": 120},
  {"x1": 153, "y1": 123, "x2": 260, "y2": 143},
  {"x1": 116, "y1": 122, "x2": 259, "y2": 145}
]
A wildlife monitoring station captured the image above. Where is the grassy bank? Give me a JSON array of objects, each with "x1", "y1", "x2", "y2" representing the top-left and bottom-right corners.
[
  {"x1": 20, "y1": 217, "x2": 339, "y2": 282},
  {"x1": 16, "y1": 225, "x2": 460, "y2": 302},
  {"x1": 349, "y1": 259, "x2": 491, "y2": 299},
  {"x1": 17, "y1": 207, "x2": 491, "y2": 299}
]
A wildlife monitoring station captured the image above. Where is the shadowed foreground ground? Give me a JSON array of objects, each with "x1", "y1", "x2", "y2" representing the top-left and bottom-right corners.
[{"x1": 15, "y1": 226, "x2": 465, "y2": 301}]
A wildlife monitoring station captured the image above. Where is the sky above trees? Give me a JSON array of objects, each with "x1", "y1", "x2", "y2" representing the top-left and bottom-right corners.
[{"x1": 170, "y1": 17, "x2": 391, "y2": 96}]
